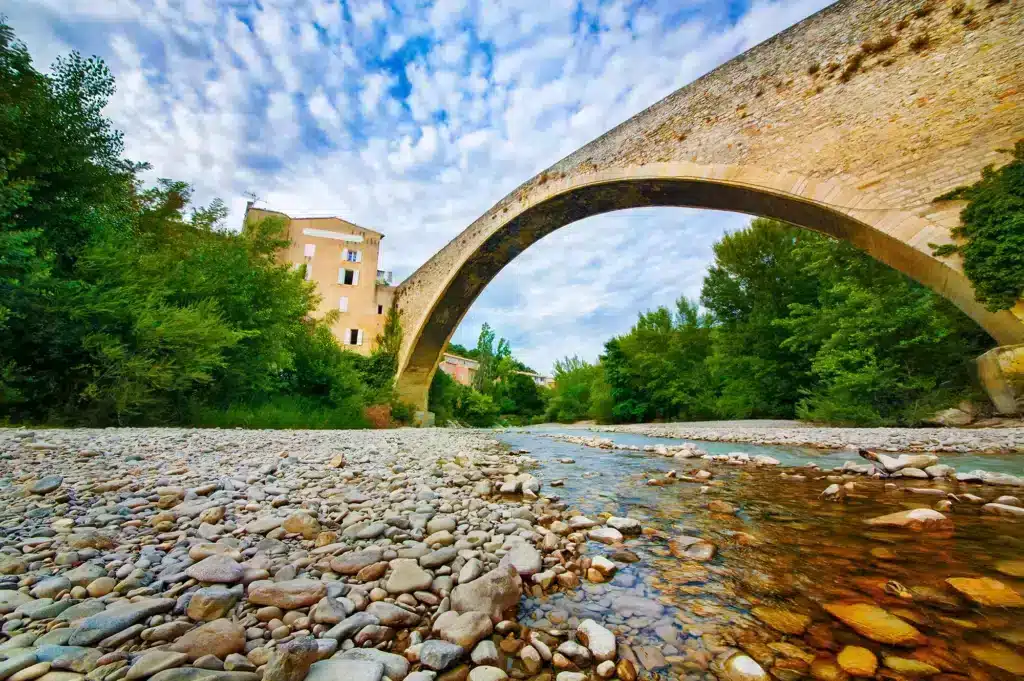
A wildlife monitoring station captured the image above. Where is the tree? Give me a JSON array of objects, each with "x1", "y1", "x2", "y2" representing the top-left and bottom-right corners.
[
  {"x1": 545, "y1": 356, "x2": 604, "y2": 423},
  {"x1": 700, "y1": 219, "x2": 821, "y2": 418},
  {"x1": 931, "y1": 141, "x2": 1024, "y2": 311},
  {"x1": 602, "y1": 298, "x2": 716, "y2": 422}
]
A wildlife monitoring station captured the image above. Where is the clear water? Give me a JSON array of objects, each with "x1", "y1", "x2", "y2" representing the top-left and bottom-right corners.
[{"x1": 495, "y1": 426, "x2": 1024, "y2": 681}]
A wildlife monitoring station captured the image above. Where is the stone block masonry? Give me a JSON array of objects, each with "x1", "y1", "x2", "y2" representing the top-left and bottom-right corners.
[{"x1": 392, "y1": 0, "x2": 1024, "y2": 410}]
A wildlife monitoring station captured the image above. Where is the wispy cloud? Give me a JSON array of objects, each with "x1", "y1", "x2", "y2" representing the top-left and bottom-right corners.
[{"x1": 9, "y1": 0, "x2": 832, "y2": 373}]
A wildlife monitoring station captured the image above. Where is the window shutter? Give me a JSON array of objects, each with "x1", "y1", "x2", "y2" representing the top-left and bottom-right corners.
[
  {"x1": 357, "y1": 329, "x2": 364, "y2": 346},
  {"x1": 337, "y1": 268, "x2": 345, "y2": 284},
  {"x1": 355, "y1": 250, "x2": 362, "y2": 263},
  {"x1": 342, "y1": 248, "x2": 349, "y2": 261},
  {"x1": 339, "y1": 296, "x2": 348, "y2": 313},
  {"x1": 304, "y1": 244, "x2": 316, "y2": 257},
  {"x1": 344, "y1": 329, "x2": 351, "y2": 345},
  {"x1": 352, "y1": 270, "x2": 360, "y2": 286}
]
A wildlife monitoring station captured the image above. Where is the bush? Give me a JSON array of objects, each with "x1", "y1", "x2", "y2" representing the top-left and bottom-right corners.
[{"x1": 932, "y1": 141, "x2": 1024, "y2": 311}]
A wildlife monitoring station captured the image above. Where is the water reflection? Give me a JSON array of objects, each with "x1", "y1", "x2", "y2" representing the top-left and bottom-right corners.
[{"x1": 498, "y1": 427, "x2": 1024, "y2": 681}]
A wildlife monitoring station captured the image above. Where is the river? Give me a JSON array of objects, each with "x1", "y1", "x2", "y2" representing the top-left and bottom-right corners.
[{"x1": 494, "y1": 426, "x2": 1024, "y2": 681}]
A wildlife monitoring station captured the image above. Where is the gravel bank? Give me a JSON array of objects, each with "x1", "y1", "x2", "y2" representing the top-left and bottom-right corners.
[
  {"x1": 0, "y1": 428, "x2": 642, "y2": 681},
  {"x1": 593, "y1": 422, "x2": 1024, "y2": 453}
]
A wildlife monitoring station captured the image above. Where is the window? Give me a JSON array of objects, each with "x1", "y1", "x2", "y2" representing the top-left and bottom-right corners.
[
  {"x1": 303, "y1": 244, "x2": 316, "y2": 257},
  {"x1": 377, "y1": 305, "x2": 383, "y2": 314},
  {"x1": 342, "y1": 248, "x2": 362, "y2": 263},
  {"x1": 339, "y1": 296, "x2": 349, "y2": 313},
  {"x1": 304, "y1": 264, "x2": 312, "y2": 281},
  {"x1": 338, "y1": 268, "x2": 359, "y2": 285},
  {"x1": 346, "y1": 329, "x2": 363, "y2": 346}
]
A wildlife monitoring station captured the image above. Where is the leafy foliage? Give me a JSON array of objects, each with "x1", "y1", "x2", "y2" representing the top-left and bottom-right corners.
[
  {"x1": 932, "y1": 141, "x2": 1024, "y2": 311},
  {"x1": 0, "y1": 22, "x2": 385, "y2": 428},
  {"x1": 561, "y1": 219, "x2": 992, "y2": 426}
]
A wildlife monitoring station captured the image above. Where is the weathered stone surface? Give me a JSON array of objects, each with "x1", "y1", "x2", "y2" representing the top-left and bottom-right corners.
[
  {"x1": 68, "y1": 599, "x2": 175, "y2": 646},
  {"x1": 305, "y1": 660, "x2": 383, "y2": 681},
  {"x1": 167, "y1": 619, "x2": 245, "y2": 661},
  {"x1": 450, "y1": 566, "x2": 521, "y2": 623},
  {"x1": 185, "y1": 555, "x2": 245, "y2": 584},
  {"x1": 261, "y1": 638, "x2": 319, "y2": 681},
  {"x1": 385, "y1": 559, "x2": 432, "y2": 594},
  {"x1": 247, "y1": 580, "x2": 327, "y2": 609},
  {"x1": 124, "y1": 652, "x2": 189, "y2": 681},
  {"x1": 434, "y1": 611, "x2": 493, "y2": 649},
  {"x1": 337, "y1": 650, "x2": 408, "y2": 681},
  {"x1": 576, "y1": 620, "x2": 615, "y2": 662},
  {"x1": 417, "y1": 641, "x2": 464, "y2": 671}
]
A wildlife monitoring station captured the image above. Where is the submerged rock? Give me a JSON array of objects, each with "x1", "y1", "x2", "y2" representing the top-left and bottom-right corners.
[
  {"x1": 945, "y1": 577, "x2": 1024, "y2": 608},
  {"x1": 863, "y1": 508, "x2": 951, "y2": 532},
  {"x1": 822, "y1": 602, "x2": 927, "y2": 646}
]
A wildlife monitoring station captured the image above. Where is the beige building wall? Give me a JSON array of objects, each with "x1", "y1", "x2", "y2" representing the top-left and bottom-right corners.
[{"x1": 245, "y1": 206, "x2": 392, "y2": 355}]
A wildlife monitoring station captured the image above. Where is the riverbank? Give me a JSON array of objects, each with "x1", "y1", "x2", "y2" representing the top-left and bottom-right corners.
[
  {"x1": 0, "y1": 428, "x2": 638, "y2": 681},
  {"x1": 495, "y1": 427, "x2": 1024, "y2": 680},
  {"x1": 590, "y1": 420, "x2": 1024, "y2": 453}
]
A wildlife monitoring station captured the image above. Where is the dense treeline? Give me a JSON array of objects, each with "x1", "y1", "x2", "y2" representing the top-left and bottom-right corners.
[
  {"x1": 429, "y1": 324, "x2": 548, "y2": 426},
  {"x1": 0, "y1": 24, "x2": 399, "y2": 428},
  {"x1": 548, "y1": 218, "x2": 995, "y2": 426}
]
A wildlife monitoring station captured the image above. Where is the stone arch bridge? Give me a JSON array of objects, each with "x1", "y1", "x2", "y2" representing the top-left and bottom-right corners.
[{"x1": 393, "y1": 0, "x2": 1024, "y2": 414}]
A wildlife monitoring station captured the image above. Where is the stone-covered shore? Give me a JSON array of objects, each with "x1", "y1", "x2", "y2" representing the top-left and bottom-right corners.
[
  {"x1": 593, "y1": 422, "x2": 1024, "y2": 454},
  {"x1": 0, "y1": 429, "x2": 641, "y2": 681}
]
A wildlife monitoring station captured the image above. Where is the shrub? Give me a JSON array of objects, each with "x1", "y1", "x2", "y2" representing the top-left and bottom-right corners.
[{"x1": 931, "y1": 141, "x2": 1024, "y2": 311}]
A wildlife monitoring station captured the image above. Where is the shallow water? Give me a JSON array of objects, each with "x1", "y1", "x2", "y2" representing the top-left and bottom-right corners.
[{"x1": 496, "y1": 427, "x2": 1024, "y2": 681}]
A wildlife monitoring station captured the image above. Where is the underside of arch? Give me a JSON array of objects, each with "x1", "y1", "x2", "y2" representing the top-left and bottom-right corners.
[{"x1": 395, "y1": 171, "x2": 1024, "y2": 409}]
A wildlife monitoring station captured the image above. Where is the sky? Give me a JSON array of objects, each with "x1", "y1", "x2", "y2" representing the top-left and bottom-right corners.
[{"x1": 8, "y1": 0, "x2": 834, "y2": 374}]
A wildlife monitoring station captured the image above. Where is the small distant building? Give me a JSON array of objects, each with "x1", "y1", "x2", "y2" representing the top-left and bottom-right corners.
[
  {"x1": 244, "y1": 205, "x2": 394, "y2": 355},
  {"x1": 514, "y1": 370, "x2": 554, "y2": 388},
  {"x1": 438, "y1": 353, "x2": 480, "y2": 387}
]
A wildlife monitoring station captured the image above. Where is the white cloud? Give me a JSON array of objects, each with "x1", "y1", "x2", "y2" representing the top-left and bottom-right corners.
[{"x1": 8, "y1": 0, "x2": 832, "y2": 373}]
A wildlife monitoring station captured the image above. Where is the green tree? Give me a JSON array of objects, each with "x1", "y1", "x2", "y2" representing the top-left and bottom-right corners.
[
  {"x1": 781, "y1": 233, "x2": 990, "y2": 425},
  {"x1": 700, "y1": 219, "x2": 821, "y2": 418},
  {"x1": 545, "y1": 356, "x2": 604, "y2": 423},
  {"x1": 932, "y1": 141, "x2": 1024, "y2": 311},
  {"x1": 602, "y1": 298, "x2": 716, "y2": 422}
]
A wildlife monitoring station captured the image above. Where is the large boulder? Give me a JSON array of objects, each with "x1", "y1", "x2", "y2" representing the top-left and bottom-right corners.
[{"x1": 450, "y1": 566, "x2": 522, "y2": 624}]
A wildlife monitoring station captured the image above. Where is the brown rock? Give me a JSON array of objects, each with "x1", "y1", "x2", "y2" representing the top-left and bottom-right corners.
[
  {"x1": 168, "y1": 619, "x2": 245, "y2": 661},
  {"x1": 247, "y1": 579, "x2": 327, "y2": 609},
  {"x1": 262, "y1": 637, "x2": 319, "y2": 681}
]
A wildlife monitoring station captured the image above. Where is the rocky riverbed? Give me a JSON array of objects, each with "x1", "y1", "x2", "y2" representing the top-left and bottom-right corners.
[
  {"x1": 593, "y1": 422, "x2": 1024, "y2": 454},
  {"x1": 0, "y1": 428, "x2": 638, "y2": 681}
]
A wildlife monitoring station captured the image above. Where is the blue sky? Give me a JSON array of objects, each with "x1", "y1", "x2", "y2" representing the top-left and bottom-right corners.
[{"x1": 9, "y1": 0, "x2": 832, "y2": 373}]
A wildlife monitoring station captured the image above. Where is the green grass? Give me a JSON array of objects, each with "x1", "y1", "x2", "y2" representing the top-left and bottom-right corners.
[{"x1": 188, "y1": 396, "x2": 368, "y2": 430}]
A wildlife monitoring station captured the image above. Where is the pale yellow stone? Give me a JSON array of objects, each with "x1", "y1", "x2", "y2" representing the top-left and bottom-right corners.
[
  {"x1": 946, "y1": 577, "x2": 1024, "y2": 608},
  {"x1": 823, "y1": 603, "x2": 926, "y2": 646},
  {"x1": 837, "y1": 647, "x2": 877, "y2": 678}
]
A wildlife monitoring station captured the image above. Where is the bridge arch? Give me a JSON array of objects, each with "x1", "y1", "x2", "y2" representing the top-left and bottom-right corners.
[
  {"x1": 393, "y1": 163, "x2": 1024, "y2": 408},
  {"x1": 392, "y1": 0, "x2": 1024, "y2": 412}
]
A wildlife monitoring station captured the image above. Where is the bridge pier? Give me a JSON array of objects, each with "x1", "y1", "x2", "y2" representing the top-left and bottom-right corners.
[{"x1": 978, "y1": 345, "x2": 1024, "y2": 416}]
